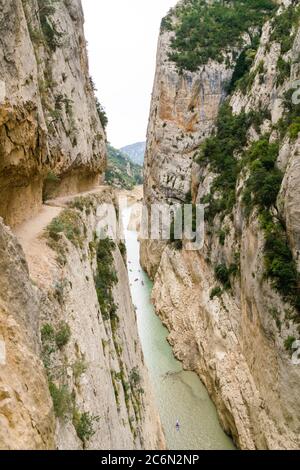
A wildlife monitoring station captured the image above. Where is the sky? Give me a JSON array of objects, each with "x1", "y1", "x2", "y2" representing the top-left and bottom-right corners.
[{"x1": 82, "y1": 0, "x2": 177, "y2": 149}]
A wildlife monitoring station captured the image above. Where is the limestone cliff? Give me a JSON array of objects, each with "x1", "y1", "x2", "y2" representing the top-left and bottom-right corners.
[
  {"x1": 0, "y1": 0, "x2": 164, "y2": 450},
  {"x1": 0, "y1": 0, "x2": 107, "y2": 227},
  {"x1": 142, "y1": 0, "x2": 300, "y2": 449}
]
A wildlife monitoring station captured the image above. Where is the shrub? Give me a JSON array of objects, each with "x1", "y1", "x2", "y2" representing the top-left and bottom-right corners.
[
  {"x1": 47, "y1": 218, "x2": 65, "y2": 241},
  {"x1": 72, "y1": 360, "x2": 88, "y2": 380},
  {"x1": 95, "y1": 98, "x2": 108, "y2": 130},
  {"x1": 289, "y1": 117, "x2": 300, "y2": 141},
  {"x1": 242, "y1": 138, "x2": 281, "y2": 216},
  {"x1": 215, "y1": 264, "x2": 231, "y2": 290},
  {"x1": 219, "y1": 230, "x2": 226, "y2": 246},
  {"x1": 210, "y1": 287, "x2": 222, "y2": 300},
  {"x1": 55, "y1": 322, "x2": 71, "y2": 349},
  {"x1": 41, "y1": 324, "x2": 55, "y2": 343},
  {"x1": 47, "y1": 210, "x2": 83, "y2": 247},
  {"x1": 73, "y1": 410, "x2": 100, "y2": 446},
  {"x1": 37, "y1": 0, "x2": 65, "y2": 51},
  {"x1": 41, "y1": 324, "x2": 56, "y2": 370},
  {"x1": 168, "y1": 0, "x2": 276, "y2": 71},
  {"x1": 53, "y1": 280, "x2": 67, "y2": 305},
  {"x1": 271, "y1": 4, "x2": 300, "y2": 54},
  {"x1": 262, "y1": 215, "x2": 300, "y2": 311},
  {"x1": 118, "y1": 241, "x2": 127, "y2": 260},
  {"x1": 49, "y1": 382, "x2": 73, "y2": 419},
  {"x1": 276, "y1": 89, "x2": 300, "y2": 140},
  {"x1": 160, "y1": 14, "x2": 173, "y2": 32},
  {"x1": 227, "y1": 42, "x2": 259, "y2": 94},
  {"x1": 198, "y1": 103, "x2": 253, "y2": 220},
  {"x1": 276, "y1": 57, "x2": 291, "y2": 87},
  {"x1": 45, "y1": 171, "x2": 60, "y2": 183},
  {"x1": 94, "y1": 238, "x2": 118, "y2": 321},
  {"x1": 284, "y1": 336, "x2": 296, "y2": 352},
  {"x1": 68, "y1": 196, "x2": 95, "y2": 212},
  {"x1": 129, "y1": 367, "x2": 141, "y2": 388},
  {"x1": 215, "y1": 263, "x2": 239, "y2": 290}
]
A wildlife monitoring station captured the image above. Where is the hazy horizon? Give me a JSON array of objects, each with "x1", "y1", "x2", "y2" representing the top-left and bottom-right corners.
[{"x1": 82, "y1": 0, "x2": 177, "y2": 149}]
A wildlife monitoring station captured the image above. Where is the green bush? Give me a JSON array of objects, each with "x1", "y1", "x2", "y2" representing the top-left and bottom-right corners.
[
  {"x1": 198, "y1": 103, "x2": 253, "y2": 220},
  {"x1": 129, "y1": 367, "x2": 141, "y2": 388},
  {"x1": 210, "y1": 287, "x2": 222, "y2": 300},
  {"x1": 276, "y1": 57, "x2": 291, "y2": 87},
  {"x1": 215, "y1": 264, "x2": 231, "y2": 290},
  {"x1": 289, "y1": 117, "x2": 300, "y2": 141},
  {"x1": 95, "y1": 238, "x2": 118, "y2": 321},
  {"x1": 49, "y1": 382, "x2": 73, "y2": 419},
  {"x1": 227, "y1": 41, "x2": 259, "y2": 94},
  {"x1": 37, "y1": 0, "x2": 65, "y2": 51},
  {"x1": 45, "y1": 171, "x2": 60, "y2": 183},
  {"x1": 72, "y1": 360, "x2": 88, "y2": 380},
  {"x1": 284, "y1": 336, "x2": 296, "y2": 352},
  {"x1": 242, "y1": 138, "x2": 281, "y2": 216},
  {"x1": 55, "y1": 322, "x2": 71, "y2": 349},
  {"x1": 215, "y1": 263, "x2": 239, "y2": 290},
  {"x1": 41, "y1": 324, "x2": 55, "y2": 343},
  {"x1": 260, "y1": 213, "x2": 300, "y2": 311},
  {"x1": 218, "y1": 230, "x2": 226, "y2": 246},
  {"x1": 41, "y1": 324, "x2": 56, "y2": 370},
  {"x1": 73, "y1": 410, "x2": 100, "y2": 446},
  {"x1": 160, "y1": 14, "x2": 173, "y2": 32},
  {"x1": 271, "y1": 4, "x2": 300, "y2": 54},
  {"x1": 168, "y1": 0, "x2": 276, "y2": 71},
  {"x1": 277, "y1": 89, "x2": 300, "y2": 139},
  {"x1": 47, "y1": 210, "x2": 83, "y2": 248},
  {"x1": 95, "y1": 98, "x2": 108, "y2": 130},
  {"x1": 118, "y1": 241, "x2": 127, "y2": 260}
]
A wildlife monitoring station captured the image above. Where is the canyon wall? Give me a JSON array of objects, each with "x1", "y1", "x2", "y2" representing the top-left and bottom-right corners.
[
  {"x1": 142, "y1": 0, "x2": 300, "y2": 449},
  {"x1": 0, "y1": 0, "x2": 107, "y2": 227},
  {"x1": 0, "y1": 0, "x2": 164, "y2": 450}
]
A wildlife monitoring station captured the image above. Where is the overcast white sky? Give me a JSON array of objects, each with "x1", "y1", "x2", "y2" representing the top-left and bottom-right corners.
[{"x1": 82, "y1": 0, "x2": 177, "y2": 148}]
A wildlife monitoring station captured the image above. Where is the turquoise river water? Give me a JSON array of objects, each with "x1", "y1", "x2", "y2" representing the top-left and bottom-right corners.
[{"x1": 122, "y1": 207, "x2": 234, "y2": 450}]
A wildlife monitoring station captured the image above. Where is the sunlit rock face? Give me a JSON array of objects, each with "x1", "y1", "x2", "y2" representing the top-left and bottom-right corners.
[
  {"x1": 0, "y1": 0, "x2": 107, "y2": 227},
  {"x1": 142, "y1": 0, "x2": 300, "y2": 449}
]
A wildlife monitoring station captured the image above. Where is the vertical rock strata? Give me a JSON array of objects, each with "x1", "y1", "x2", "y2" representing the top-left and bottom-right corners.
[
  {"x1": 142, "y1": 0, "x2": 300, "y2": 449},
  {"x1": 0, "y1": 0, "x2": 164, "y2": 450}
]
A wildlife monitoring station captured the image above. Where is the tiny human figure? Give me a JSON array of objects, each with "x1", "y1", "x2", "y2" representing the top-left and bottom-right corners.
[{"x1": 176, "y1": 420, "x2": 180, "y2": 432}]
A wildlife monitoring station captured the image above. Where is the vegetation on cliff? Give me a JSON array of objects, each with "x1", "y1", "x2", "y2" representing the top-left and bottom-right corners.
[
  {"x1": 106, "y1": 145, "x2": 143, "y2": 189},
  {"x1": 164, "y1": 0, "x2": 277, "y2": 72}
]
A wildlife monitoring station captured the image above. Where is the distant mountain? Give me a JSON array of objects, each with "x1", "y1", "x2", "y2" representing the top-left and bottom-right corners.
[
  {"x1": 106, "y1": 145, "x2": 143, "y2": 190},
  {"x1": 120, "y1": 142, "x2": 146, "y2": 166}
]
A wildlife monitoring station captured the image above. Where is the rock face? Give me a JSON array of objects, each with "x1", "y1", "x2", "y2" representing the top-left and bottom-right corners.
[
  {"x1": 0, "y1": 0, "x2": 164, "y2": 450},
  {"x1": 0, "y1": 190, "x2": 165, "y2": 450},
  {"x1": 142, "y1": 0, "x2": 300, "y2": 449},
  {"x1": 141, "y1": 24, "x2": 232, "y2": 276},
  {"x1": 0, "y1": 220, "x2": 55, "y2": 449},
  {"x1": 0, "y1": 0, "x2": 107, "y2": 227}
]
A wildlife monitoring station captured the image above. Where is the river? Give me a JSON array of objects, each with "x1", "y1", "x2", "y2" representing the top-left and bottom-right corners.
[{"x1": 122, "y1": 206, "x2": 234, "y2": 450}]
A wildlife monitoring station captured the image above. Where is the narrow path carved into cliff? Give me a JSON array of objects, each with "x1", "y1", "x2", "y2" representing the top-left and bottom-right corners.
[{"x1": 13, "y1": 186, "x2": 107, "y2": 286}]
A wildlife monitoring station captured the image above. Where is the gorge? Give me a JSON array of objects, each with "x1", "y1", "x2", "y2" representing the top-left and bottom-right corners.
[
  {"x1": 141, "y1": 0, "x2": 300, "y2": 450},
  {"x1": 0, "y1": 0, "x2": 300, "y2": 452}
]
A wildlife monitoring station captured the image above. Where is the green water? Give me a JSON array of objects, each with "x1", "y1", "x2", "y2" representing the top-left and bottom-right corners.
[{"x1": 123, "y1": 207, "x2": 234, "y2": 450}]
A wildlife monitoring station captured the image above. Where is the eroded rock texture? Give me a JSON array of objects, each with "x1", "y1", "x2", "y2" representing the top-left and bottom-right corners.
[{"x1": 142, "y1": 0, "x2": 300, "y2": 449}]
